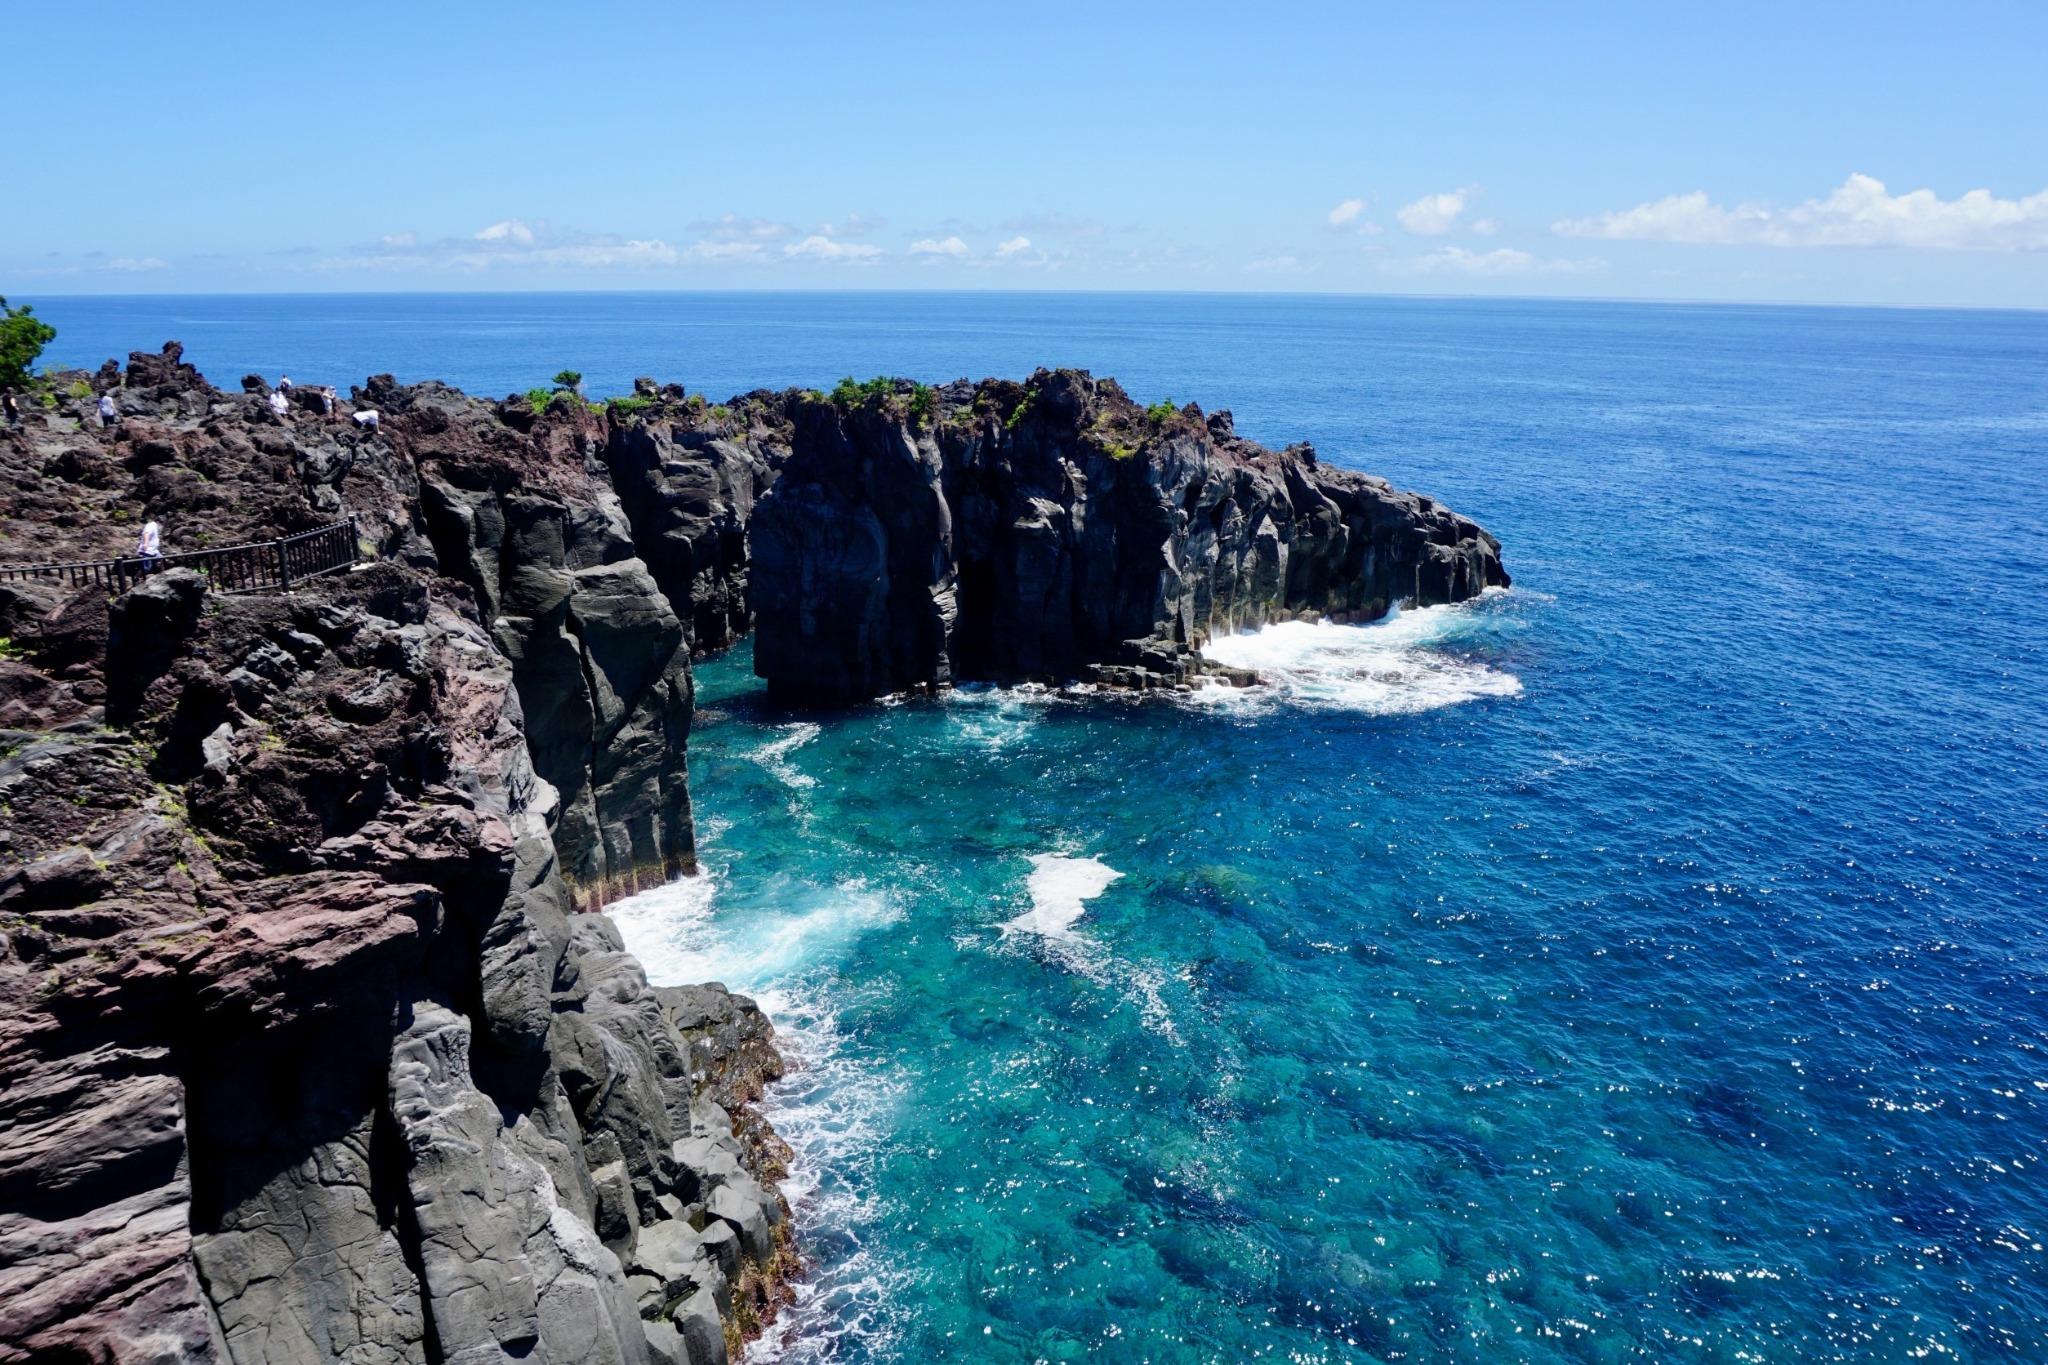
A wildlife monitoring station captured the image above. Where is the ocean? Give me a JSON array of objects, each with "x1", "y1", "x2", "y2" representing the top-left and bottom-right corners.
[{"x1": 32, "y1": 291, "x2": 2048, "y2": 1361}]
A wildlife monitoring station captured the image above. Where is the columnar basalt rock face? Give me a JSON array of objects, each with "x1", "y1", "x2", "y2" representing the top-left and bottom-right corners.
[
  {"x1": 0, "y1": 351, "x2": 788, "y2": 1365},
  {"x1": 743, "y1": 369, "x2": 1510, "y2": 704},
  {"x1": 600, "y1": 383, "x2": 786, "y2": 659}
]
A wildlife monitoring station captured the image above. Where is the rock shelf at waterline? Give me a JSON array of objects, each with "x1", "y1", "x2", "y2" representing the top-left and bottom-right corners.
[{"x1": 0, "y1": 341, "x2": 1505, "y2": 1365}]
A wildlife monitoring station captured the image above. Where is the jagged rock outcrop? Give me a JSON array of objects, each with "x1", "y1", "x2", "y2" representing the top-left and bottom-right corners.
[
  {"x1": 600, "y1": 382, "x2": 786, "y2": 659},
  {"x1": 378, "y1": 377, "x2": 699, "y2": 908},
  {"x1": 0, "y1": 350, "x2": 789, "y2": 1365},
  {"x1": 740, "y1": 369, "x2": 1507, "y2": 703}
]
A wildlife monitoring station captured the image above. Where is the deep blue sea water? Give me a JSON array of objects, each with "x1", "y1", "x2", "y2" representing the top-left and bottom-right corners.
[{"x1": 32, "y1": 293, "x2": 2048, "y2": 1361}]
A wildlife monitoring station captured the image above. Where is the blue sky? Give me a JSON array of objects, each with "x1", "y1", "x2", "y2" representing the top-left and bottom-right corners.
[{"x1": 8, "y1": 0, "x2": 2047, "y2": 305}]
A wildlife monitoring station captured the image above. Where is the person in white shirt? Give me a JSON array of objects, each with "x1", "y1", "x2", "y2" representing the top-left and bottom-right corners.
[
  {"x1": 136, "y1": 519, "x2": 162, "y2": 566},
  {"x1": 278, "y1": 374, "x2": 293, "y2": 393},
  {"x1": 97, "y1": 393, "x2": 117, "y2": 428},
  {"x1": 352, "y1": 409, "x2": 380, "y2": 430},
  {"x1": 268, "y1": 388, "x2": 290, "y2": 418}
]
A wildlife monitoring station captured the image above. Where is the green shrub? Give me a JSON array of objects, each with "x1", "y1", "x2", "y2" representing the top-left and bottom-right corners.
[
  {"x1": 0, "y1": 297, "x2": 57, "y2": 390},
  {"x1": 708, "y1": 404, "x2": 731, "y2": 422},
  {"x1": 1005, "y1": 391, "x2": 1034, "y2": 431},
  {"x1": 907, "y1": 382, "x2": 936, "y2": 427},
  {"x1": 67, "y1": 379, "x2": 93, "y2": 400},
  {"x1": 552, "y1": 369, "x2": 583, "y2": 391},
  {"x1": 829, "y1": 375, "x2": 893, "y2": 407},
  {"x1": 525, "y1": 387, "x2": 552, "y2": 415},
  {"x1": 608, "y1": 395, "x2": 654, "y2": 418},
  {"x1": 1144, "y1": 398, "x2": 1177, "y2": 423}
]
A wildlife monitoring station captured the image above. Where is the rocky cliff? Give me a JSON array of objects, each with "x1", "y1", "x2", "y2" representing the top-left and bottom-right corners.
[
  {"x1": 0, "y1": 345, "x2": 1507, "y2": 1363},
  {"x1": 739, "y1": 370, "x2": 1507, "y2": 703},
  {"x1": 0, "y1": 349, "x2": 789, "y2": 1365}
]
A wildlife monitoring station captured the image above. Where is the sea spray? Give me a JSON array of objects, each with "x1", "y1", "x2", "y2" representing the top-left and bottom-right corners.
[
  {"x1": 1001, "y1": 853, "x2": 1125, "y2": 939},
  {"x1": 1195, "y1": 594, "x2": 1523, "y2": 715},
  {"x1": 610, "y1": 870, "x2": 917, "y2": 1364}
]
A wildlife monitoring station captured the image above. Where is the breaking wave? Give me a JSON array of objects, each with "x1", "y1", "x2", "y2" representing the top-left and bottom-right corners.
[
  {"x1": 1194, "y1": 596, "x2": 1522, "y2": 715},
  {"x1": 1000, "y1": 853, "x2": 1125, "y2": 939},
  {"x1": 609, "y1": 871, "x2": 914, "y2": 1364}
]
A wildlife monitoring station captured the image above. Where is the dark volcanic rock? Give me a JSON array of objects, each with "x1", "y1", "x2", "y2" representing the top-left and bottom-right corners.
[
  {"x1": 601, "y1": 395, "x2": 785, "y2": 657},
  {"x1": 0, "y1": 348, "x2": 790, "y2": 1365},
  {"x1": 745, "y1": 369, "x2": 1508, "y2": 703}
]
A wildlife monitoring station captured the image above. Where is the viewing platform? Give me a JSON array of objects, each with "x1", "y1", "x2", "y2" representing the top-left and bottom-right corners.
[{"x1": 0, "y1": 518, "x2": 362, "y2": 596}]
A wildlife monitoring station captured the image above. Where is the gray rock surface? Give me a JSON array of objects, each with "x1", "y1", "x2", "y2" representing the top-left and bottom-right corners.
[{"x1": 0, "y1": 352, "x2": 794, "y2": 1365}]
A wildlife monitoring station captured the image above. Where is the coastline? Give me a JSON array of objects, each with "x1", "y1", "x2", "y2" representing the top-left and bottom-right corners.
[{"x1": 0, "y1": 339, "x2": 1502, "y2": 1363}]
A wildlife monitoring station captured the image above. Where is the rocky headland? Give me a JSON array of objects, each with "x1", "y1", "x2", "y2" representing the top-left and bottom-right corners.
[{"x1": 0, "y1": 344, "x2": 1505, "y2": 1363}]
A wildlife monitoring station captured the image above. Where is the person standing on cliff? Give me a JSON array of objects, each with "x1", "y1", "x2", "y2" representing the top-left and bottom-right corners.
[
  {"x1": 278, "y1": 374, "x2": 292, "y2": 394},
  {"x1": 1, "y1": 390, "x2": 20, "y2": 426},
  {"x1": 136, "y1": 518, "x2": 162, "y2": 569},
  {"x1": 319, "y1": 386, "x2": 335, "y2": 419},
  {"x1": 96, "y1": 392, "x2": 117, "y2": 429}
]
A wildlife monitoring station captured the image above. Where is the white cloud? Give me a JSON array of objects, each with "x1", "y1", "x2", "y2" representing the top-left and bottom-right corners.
[
  {"x1": 994, "y1": 235, "x2": 1033, "y2": 257},
  {"x1": 683, "y1": 240, "x2": 768, "y2": 262},
  {"x1": 473, "y1": 219, "x2": 537, "y2": 245},
  {"x1": 1554, "y1": 174, "x2": 2048, "y2": 250},
  {"x1": 1397, "y1": 187, "x2": 1479, "y2": 236},
  {"x1": 1326, "y1": 199, "x2": 1383, "y2": 237},
  {"x1": 104, "y1": 256, "x2": 169, "y2": 272},
  {"x1": 1390, "y1": 246, "x2": 1604, "y2": 277},
  {"x1": 321, "y1": 221, "x2": 682, "y2": 272},
  {"x1": 1470, "y1": 218, "x2": 1501, "y2": 236},
  {"x1": 816, "y1": 212, "x2": 885, "y2": 239},
  {"x1": 689, "y1": 214, "x2": 797, "y2": 243},
  {"x1": 1236, "y1": 254, "x2": 1318, "y2": 274},
  {"x1": 783, "y1": 234, "x2": 882, "y2": 261},
  {"x1": 909, "y1": 236, "x2": 971, "y2": 258}
]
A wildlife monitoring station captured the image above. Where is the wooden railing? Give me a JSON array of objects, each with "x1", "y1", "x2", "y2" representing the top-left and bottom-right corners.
[{"x1": 0, "y1": 518, "x2": 362, "y2": 596}]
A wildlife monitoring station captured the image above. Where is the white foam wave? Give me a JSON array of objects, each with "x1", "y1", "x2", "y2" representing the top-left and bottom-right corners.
[
  {"x1": 606, "y1": 873, "x2": 914, "y2": 1364},
  {"x1": 609, "y1": 871, "x2": 898, "y2": 999},
  {"x1": 753, "y1": 722, "x2": 821, "y2": 789},
  {"x1": 743, "y1": 989, "x2": 915, "y2": 1365},
  {"x1": 1001, "y1": 853, "x2": 1124, "y2": 939},
  {"x1": 989, "y1": 854, "x2": 1184, "y2": 1043},
  {"x1": 1193, "y1": 597, "x2": 1521, "y2": 715},
  {"x1": 942, "y1": 684, "x2": 1055, "y2": 752}
]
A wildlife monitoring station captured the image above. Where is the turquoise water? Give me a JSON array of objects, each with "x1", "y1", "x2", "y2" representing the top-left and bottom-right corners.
[{"x1": 37, "y1": 293, "x2": 2048, "y2": 1360}]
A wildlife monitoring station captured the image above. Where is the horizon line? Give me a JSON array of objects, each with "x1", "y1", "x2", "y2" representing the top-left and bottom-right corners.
[{"x1": 10, "y1": 284, "x2": 2046, "y2": 316}]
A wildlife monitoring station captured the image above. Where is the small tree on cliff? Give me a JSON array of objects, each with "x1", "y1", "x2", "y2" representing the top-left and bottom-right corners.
[
  {"x1": 0, "y1": 297, "x2": 58, "y2": 390},
  {"x1": 553, "y1": 369, "x2": 584, "y2": 396}
]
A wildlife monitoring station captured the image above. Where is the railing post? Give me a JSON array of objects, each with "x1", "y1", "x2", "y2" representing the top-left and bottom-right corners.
[{"x1": 275, "y1": 536, "x2": 292, "y2": 590}]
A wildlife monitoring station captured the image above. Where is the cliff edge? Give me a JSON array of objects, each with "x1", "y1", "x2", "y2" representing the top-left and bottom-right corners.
[{"x1": 0, "y1": 349, "x2": 789, "y2": 1365}]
